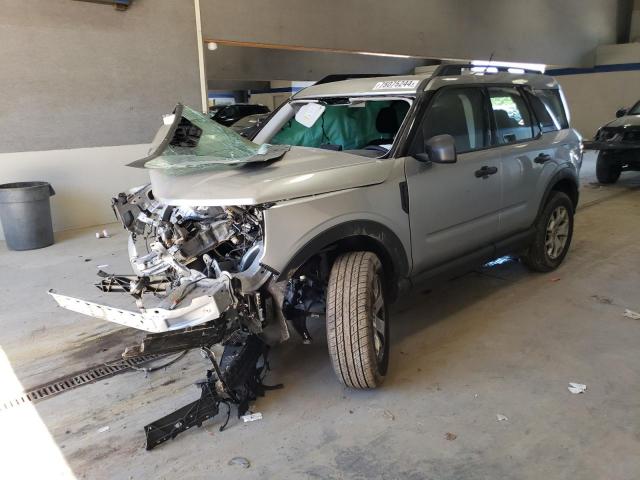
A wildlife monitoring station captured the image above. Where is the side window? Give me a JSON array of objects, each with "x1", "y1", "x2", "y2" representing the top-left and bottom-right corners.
[
  {"x1": 526, "y1": 92, "x2": 558, "y2": 133},
  {"x1": 412, "y1": 87, "x2": 489, "y2": 154},
  {"x1": 533, "y1": 89, "x2": 569, "y2": 129},
  {"x1": 488, "y1": 87, "x2": 534, "y2": 144}
]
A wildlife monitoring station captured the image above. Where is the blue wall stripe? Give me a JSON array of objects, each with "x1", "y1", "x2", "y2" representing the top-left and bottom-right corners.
[{"x1": 548, "y1": 62, "x2": 640, "y2": 76}]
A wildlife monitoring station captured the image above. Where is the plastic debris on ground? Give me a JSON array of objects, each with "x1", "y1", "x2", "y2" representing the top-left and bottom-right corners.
[
  {"x1": 496, "y1": 414, "x2": 508, "y2": 422},
  {"x1": 96, "y1": 229, "x2": 110, "y2": 239},
  {"x1": 383, "y1": 409, "x2": 395, "y2": 421},
  {"x1": 241, "y1": 412, "x2": 263, "y2": 423},
  {"x1": 97, "y1": 264, "x2": 109, "y2": 269},
  {"x1": 445, "y1": 432, "x2": 457, "y2": 441},
  {"x1": 97, "y1": 426, "x2": 110, "y2": 433},
  {"x1": 228, "y1": 457, "x2": 250, "y2": 469},
  {"x1": 568, "y1": 382, "x2": 587, "y2": 394},
  {"x1": 623, "y1": 309, "x2": 640, "y2": 320},
  {"x1": 591, "y1": 295, "x2": 613, "y2": 304}
]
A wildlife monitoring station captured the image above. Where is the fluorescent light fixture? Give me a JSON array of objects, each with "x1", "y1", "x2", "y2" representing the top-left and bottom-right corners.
[
  {"x1": 471, "y1": 60, "x2": 546, "y2": 73},
  {"x1": 356, "y1": 51, "x2": 413, "y2": 59}
]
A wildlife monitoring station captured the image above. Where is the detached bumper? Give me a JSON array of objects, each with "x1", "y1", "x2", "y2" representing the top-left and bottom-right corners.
[
  {"x1": 48, "y1": 276, "x2": 234, "y2": 333},
  {"x1": 583, "y1": 140, "x2": 640, "y2": 151}
]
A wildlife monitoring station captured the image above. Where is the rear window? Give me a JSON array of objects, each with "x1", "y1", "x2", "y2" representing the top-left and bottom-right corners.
[{"x1": 533, "y1": 89, "x2": 569, "y2": 130}]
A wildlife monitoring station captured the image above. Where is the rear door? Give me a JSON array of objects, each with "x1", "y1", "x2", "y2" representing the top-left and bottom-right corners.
[
  {"x1": 405, "y1": 86, "x2": 502, "y2": 273},
  {"x1": 487, "y1": 87, "x2": 561, "y2": 236}
]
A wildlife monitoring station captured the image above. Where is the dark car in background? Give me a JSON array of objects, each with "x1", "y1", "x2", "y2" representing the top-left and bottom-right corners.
[
  {"x1": 209, "y1": 103, "x2": 270, "y2": 127},
  {"x1": 230, "y1": 113, "x2": 269, "y2": 137},
  {"x1": 584, "y1": 100, "x2": 640, "y2": 184}
]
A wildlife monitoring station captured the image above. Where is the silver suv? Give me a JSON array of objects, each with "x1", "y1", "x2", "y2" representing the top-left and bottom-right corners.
[{"x1": 51, "y1": 64, "x2": 582, "y2": 391}]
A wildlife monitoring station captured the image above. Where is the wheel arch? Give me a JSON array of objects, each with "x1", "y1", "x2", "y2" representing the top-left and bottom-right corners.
[
  {"x1": 540, "y1": 168, "x2": 579, "y2": 214},
  {"x1": 275, "y1": 220, "x2": 410, "y2": 300}
]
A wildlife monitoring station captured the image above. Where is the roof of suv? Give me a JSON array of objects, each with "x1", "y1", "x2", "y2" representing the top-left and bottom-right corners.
[{"x1": 294, "y1": 69, "x2": 559, "y2": 99}]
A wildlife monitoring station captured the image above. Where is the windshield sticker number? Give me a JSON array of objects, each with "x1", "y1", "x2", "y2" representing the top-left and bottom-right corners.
[
  {"x1": 295, "y1": 103, "x2": 326, "y2": 128},
  {"x1": 373, "y1": 80, "x2": 420, "y2": 90}
]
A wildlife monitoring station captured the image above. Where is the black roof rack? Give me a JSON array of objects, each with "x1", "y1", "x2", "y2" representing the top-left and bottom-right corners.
[{"x1": 433, "y1": 64, "x2": 543, "y2": 76}]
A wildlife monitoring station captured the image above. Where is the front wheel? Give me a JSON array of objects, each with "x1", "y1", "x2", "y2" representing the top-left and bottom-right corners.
[
  {"x1": 326, "y1": 251, "x2": 389, "y2": 389},
  {"x1": 523, "y1": 191, "x2": 574, "y2": 272},
  {"x1": 596, "y1": 152, "x2": 622, "y2": 184}
]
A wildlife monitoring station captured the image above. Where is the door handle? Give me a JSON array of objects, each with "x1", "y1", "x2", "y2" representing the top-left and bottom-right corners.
[
  {"x1": 475, "y1": 166, "x2": 498, "y2": 178},
  {"x1": 534, "y1": 153, "x2": 552, "y2": 164}
]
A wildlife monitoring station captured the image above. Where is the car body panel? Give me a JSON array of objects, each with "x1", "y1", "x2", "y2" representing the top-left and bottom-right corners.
[
  {"x1": 498, "y1": 129, "x2": 581, "y2": 235},
  {"x1": 260, "y1": 158, "x2": 411, "y2": 276},
  {"x1": 404, "y1": 149, "x2": 502, "y2": 273},
  {"x1": 149, "y1": 146, "x2": 395, "y2": 206}
]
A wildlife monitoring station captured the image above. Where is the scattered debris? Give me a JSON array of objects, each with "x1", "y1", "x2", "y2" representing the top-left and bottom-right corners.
[
  {"x1": 96, "y1": 229, "x2": 111, "y2": 239},
  {"x1": 383, "y1": 409, "x2": 395, "y2": 421},
  {"x1": 97, "y1": 264, "x2": 109, "y2": 269},
  {"x1": 496, "y1": 414, "x2": 508, "y2": 422},
  {"x1": 568, "y1": 382, "x2": 587, "y2": 394},
  {"x1": 241, "y1": 412, "x2": 263, "y2": 423},
  {"x1": 97, "y1": 426, "x2": 110, "y2": 433},
  {"x1": 550, "y1": 277, "x2": 561, "y2": 282},
  {"x1": 445, "y1": 432, "x2": 457, "y2": 441},
  {"x1": 591, "y1": 295, "x2": 613, "y2": 305},
  {"x1": 474, "y1": 393, "x2": 479, "y2": 399},
  {"x1": 84, "y1": 258, "x2": 91, "y2": 262},
  {"x1": 623, "y1": 309, "x2": 640, "y2": 320},
  {"x1": 228, "y1": 457, "x2": 250, "y2": 469}
]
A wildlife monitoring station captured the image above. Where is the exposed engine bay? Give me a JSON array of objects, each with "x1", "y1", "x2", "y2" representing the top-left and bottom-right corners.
[{"x1": 48, "y1": 183, "x2": 323, "y2": 449}]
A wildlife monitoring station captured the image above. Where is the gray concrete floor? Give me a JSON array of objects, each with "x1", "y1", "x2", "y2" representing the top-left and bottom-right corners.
[{"x1": 1, "y1": 152, "x2": 639, "y2": 479}]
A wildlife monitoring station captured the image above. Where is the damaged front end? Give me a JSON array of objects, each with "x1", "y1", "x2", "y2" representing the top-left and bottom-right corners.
[
  {"x1": 50, "y1": 183, "x2": 285, "y2": 344},
  {"x1": 48, "y1": 105, "x2": 295, "y2": 448},
  {"x1": 49, "y1": 184, "x2": 288, "y2": 448}
]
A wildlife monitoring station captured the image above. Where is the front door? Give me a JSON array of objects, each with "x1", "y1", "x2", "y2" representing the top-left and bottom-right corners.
[{"x1": 405, "y1": 86, "x2": 502, "y2": 274}]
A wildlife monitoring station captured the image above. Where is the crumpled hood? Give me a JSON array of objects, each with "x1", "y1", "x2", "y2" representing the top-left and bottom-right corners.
[
  {"x1": 149, "y1": 146, "x2": 394, "y2": 206},
  {"x1": 604, "y1": 115, "x2": 640, "y2": 129}
]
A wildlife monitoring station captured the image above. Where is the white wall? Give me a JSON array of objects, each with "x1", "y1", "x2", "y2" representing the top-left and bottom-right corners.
[
  {"x1": 0, "y1": 145, "x2": 151, "y2": 240},
  {"x1": 557, "y1": 70, "x2": 640, "y2": 138}
]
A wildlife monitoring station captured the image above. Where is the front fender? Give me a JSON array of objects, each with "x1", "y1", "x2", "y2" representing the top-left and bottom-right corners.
[{"x1": 259, "y1": 168, "x2": 412, "y2": 281}]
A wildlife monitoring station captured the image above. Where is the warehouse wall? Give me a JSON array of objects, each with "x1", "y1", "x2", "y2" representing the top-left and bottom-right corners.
[
  {"x1": 557, "y1": 69, "x2": 640, "y2": 138},
  {"x1": 0, "y1": 0, "x2": 201, "y2": 240},
  {"x1": 206, "y1": 45, "x2": 430, "y2": 82},
  {"x1": 201, "y1": 0, "x2": 627, "y2": 67},
  {"x1": 0, "y1": 0, "x2": 201, "y2": 153},
  {"x1": 0, "y1": 146, "x2": 151, "y2": 240}
]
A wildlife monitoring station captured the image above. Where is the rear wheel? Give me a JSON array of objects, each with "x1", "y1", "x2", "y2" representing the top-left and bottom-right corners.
[
  {"x1": 326, "y1": 251, "x2": 389, "y2": 389},
  {"x1": 596, "y1": 151, "x2": 622, "y2": 184},
  {"x1": 523, "y1": 191, "x2": 574, "y2": 272}
]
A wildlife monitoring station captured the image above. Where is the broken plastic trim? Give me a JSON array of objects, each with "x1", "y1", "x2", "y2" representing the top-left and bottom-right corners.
[{"x1": 126, "y1": 104, "x2": 290, "y2": 174}]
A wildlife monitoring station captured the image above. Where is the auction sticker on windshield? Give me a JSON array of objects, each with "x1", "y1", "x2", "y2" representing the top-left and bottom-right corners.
[{"x1": 373, "y1": 80, "x2": 420, "y2": 90}]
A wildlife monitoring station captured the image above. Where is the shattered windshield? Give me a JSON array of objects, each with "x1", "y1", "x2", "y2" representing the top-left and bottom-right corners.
[{"x1": 128, "y1": 105, "x2": 289, "y2": 174}]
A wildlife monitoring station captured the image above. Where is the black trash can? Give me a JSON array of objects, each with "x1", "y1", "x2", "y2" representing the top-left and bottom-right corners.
[{"x1": 0, "y1": 181, "x2": 56, "y2": 250}]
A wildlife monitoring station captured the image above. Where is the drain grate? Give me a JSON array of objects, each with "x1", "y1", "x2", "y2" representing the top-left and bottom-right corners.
[{"x1": 1, "y1": 354, "x2": 161, "y2": 411}]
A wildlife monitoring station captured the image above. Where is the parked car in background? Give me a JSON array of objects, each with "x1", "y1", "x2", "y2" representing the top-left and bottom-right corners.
[
  {"x1": 230, "y1": 113, "x2": 269, "y2": 137},
  {"x1": 584, "y1": 100, "x2": 640, "y2": 183},
  {"x1": 209, "y1": 103, "x2": 270, "y2": 127}
]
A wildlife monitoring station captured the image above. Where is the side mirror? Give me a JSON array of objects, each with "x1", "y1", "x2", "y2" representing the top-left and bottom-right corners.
[
  {"x1": 413, "y1": 134, "x2": 457, "y2": 164},
  {"x1": 616, "y1": 108, "x2": 628, "y2": 118}
]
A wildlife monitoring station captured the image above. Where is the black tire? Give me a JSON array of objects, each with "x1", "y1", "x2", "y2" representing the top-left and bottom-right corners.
[
  {"x1": 596, "y1": 151, "x2": 622, "y2": 184},
  {"x1": 523, "y1": 191, "x2": 574, "y2": 272},
  {"x1": 326, "y1": 251, "x2": 389, "y2": 389}
]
